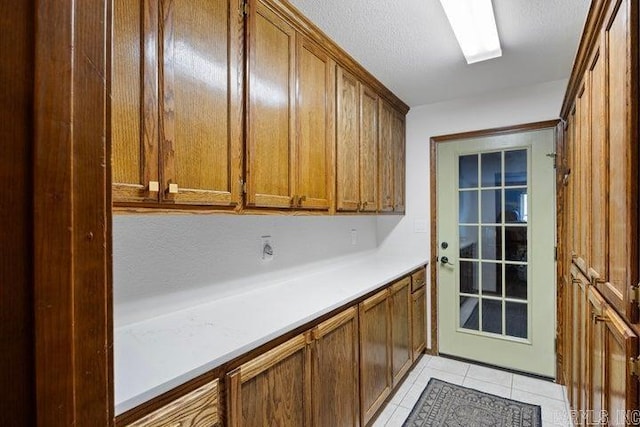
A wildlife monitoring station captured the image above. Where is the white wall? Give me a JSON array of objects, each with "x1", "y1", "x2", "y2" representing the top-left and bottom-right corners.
[
  {"x1": 113, "y1": 215, "x2": 377, "y2": 325},
  {"x1": 377, "y1": 78, "x2": 568, "y2": 347}
]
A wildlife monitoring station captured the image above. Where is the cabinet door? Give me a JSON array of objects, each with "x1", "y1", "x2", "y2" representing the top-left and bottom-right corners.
[
  {"x1": 246, "y1": 0, "x2": 296, "y2": 208},
  {"x1": 390, "y1": 278, "x2": 412, "y2": 385},
  {"x1": 311, "y1": 307, "x2": 359, "y2": 427},
  {"x1": 160, "y1": 0, "x2": 242, "y2": 206},
  {"x1": 359, "y1": 85, "x2": 378, "y2": 212},
  {"x1": 127, "y1": 380, "x2": 220, "y2": 427},
  {"x1": 227, "y1": 334, "x2": 311, "y2": 427},
  {"x1": 576, "y1": 80, "x2": 592, "y2": 270},
  {"x1": 604, "y1": 304, "x2": 638, "y2": 425},
  {"x1": 411, "y1": 286, "x2": 426, "y2": 361},
  {"x1": 587, "y1": 287, "x2": 606, "y2": 425},
  {"x1": 570, "y1": 267, "x2": 588, "y2": 414},
  {"x1": 603, "y1": 0, "x2": 639, "y2": 322},
  {"x1": 392, "y1": 111, "x2": 406, "y2": 213},
  {"x1": 378, "y1": 100, "x2": 395, "y2": 212},
  {"x1": 336, "y1": 67, "x2": 360, "y2": 211},
  {"x1": 359, "y1": 289, "x2": 391, "y2": 425},
  {"x1": 295, "y1": 36, "x2": 335, "y2": 210},
  {"x1": 112, "y1": 0, "x2": 159, "y2": 203}
]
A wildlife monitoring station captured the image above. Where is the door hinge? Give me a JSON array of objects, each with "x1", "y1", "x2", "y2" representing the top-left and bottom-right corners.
[
  {"x1": 629, "y1": 356, "x2": 640, "y2": 377},
  {"x1": 554, "y1": 246, "x2": 558, "y2": 261},
  {"x1": 239, "y1": 0, "x2": 248, "y2": 16},
  {"x1": 546, "y1": 152, "x2": 557, "y2": 169},
  {"x1": 630, "y1": 284, "x2": 640, "y2": 308}
]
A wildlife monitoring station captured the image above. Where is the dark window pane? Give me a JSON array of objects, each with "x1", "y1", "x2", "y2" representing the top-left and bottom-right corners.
[
  {"x1": 482, "y1": 299, "x2": 502, "y2": 334},
  {"x1": 459, "y1": 191, "x2": 479, "y2": 223},
  {"x1": 459, "y1": 155, "x2": 479, "y2": 188},
  {"x1": 482, "y1": 262, "x2": 502, "y2": 297},
  {"x1": 505, "y1": 188, "x2": 528, "y2": 223},
  {"x1": 481, "y1": 152, "x2": 502, "y2": 187},
  {"x1": 460, "y1": 261, "x2": 479, "y2": 294},
  {"x1": 459, "y1": 226, "x2": 479, "y2": 259},
  {"x1": 481, "y1": 190, "x2": 501, "y2": 224},
  {"x1": 505, "y1": 264, "x2": 527, "y2": 300},
  {"x1": 481, "y1": 226, "x2": 502, "y2": 260},
  {"x1": 460, "y1": 296, "x2": 479, "y2": 330},
  {"x1": 505, "y1": 226, "x2": 527, "y2": 261},
  {"x1": 505, "y1": 150, "x2": 527, "y2": 186},
  {"x1": 506, "y1": 302, "x2": 528, "y2": 338}
]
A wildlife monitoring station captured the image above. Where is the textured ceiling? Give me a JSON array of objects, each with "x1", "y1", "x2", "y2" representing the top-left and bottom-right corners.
[{"x1": 287, "y1": 0, "x2": 590, "y2": 107}]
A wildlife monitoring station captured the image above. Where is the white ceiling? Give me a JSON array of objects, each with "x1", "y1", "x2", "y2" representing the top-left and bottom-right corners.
[{"x1": 287, "y1": 0, "x2": 590, "y2": 107}]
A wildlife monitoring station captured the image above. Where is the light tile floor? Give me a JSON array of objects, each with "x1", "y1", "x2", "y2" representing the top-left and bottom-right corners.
[{"x1": 372, "y1": 355, "x2": 572, "y2": 427}]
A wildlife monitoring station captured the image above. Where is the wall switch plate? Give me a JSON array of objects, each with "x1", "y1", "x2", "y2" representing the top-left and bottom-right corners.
[
  {"x1": 261, "y1": 235, "x2": 274, "y2": 262},
  {"x1": 351, "y1": 229, "x2": 357, "y2": 245}
]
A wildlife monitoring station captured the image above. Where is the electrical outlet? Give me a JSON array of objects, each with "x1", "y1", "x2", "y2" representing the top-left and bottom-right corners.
[
  {"x1": 261, "y1": 235, "x2": 274, "y2": 262},
  {"x1": 351, "y1": 229, "x2": 357, "y2": 245}
]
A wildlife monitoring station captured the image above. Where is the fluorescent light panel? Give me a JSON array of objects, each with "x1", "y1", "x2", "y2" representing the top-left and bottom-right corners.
[{"x1": 439, "y1": 0, "x2": 502, "y2": 64}]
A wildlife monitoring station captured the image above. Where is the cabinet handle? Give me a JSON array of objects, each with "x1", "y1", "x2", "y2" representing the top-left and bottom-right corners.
[
  {"x1": 591, "y1": 311, "x2": 608, "y2": 324},
  {"x1": 167, "y1": 183, "x2": 179, "y2": 194},
  {"x1": 362, "y1": 201, "x2": 368, "y2": 209},
  {"x1": 148, "y1": 181, "x2": 159, "y2": 192},
  {"x1": 298, "y1": 195, "x2": 306, "y2": 207},
  {"x1": 291, "y1": 195, "x2": 298, "y2": 207},
  {"x1": 357, "y1": 202, "x2": 362, "y2": 211}
]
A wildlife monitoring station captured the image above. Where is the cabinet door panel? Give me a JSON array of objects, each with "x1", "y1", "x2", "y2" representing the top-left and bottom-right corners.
[
  {"x1": 296, "y1": 37, "x2": 334, "y2": 210},
  {"x1": 336, "y1": 67, "x2": 360, "y2": 211},
  {"x1": 411, "y1": 287, "x2": 426, "y2": 361},
  {"x1": 570, "y1": 267, "x2": 588, "y2": 413},
  {"x1": 359, "y1": 85, "x2": 378, "y2": 212},
  {"x1": 112, "y1": 0, "x2": 159, "y2": 203},
  {"x1": 246, "y1": 1, "x2": 295, "y2": 208},
  {"x1": 604, "y1": 0, "x2": 639, "y2": 321},
  {"x1": 227, "y1": 334, "x2": 311, "y2": 427},
  {"x1": 378, "y1": 101, "x2": 394, "y2": 212},
  {"x1": 604, "y1": 304, "x2": 638, "y2": 425},
  {"x1": 161, "y1": 0, "x2": 242, "y2": 205},
  {"x1": 587, "y1": 287, "x2": 606, "y2": 424},
  {"x1": 589, "y1": 41, "x2": 608, "y2": 281},
  {"x1": 359, "y1": 289, "x2": 391, "y2": 425},
  {"x1": 390, "y1": 278, "x2": 411, "y2": 385},
  {"x1": 392, "y1": 111, "x2": 406, "y2": 213},
  {"x1": 312, "y1": 308, "x2": 359, "y2": 427}
]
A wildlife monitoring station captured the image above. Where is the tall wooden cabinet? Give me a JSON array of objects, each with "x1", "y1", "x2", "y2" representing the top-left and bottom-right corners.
[
  {"x1": 111, "y1": 0, "x2": 243, "y2": 207},
  {"x1": 378, "y1": 100, "x2": 406, "y2": 214},
  {"x1": 559, "y1": 0, "x2": 639, "y2": 421}
]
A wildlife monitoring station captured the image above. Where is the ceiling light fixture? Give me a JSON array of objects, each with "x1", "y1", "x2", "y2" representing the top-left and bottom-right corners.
[{"x1": 439, "y1": 0, "x2": 502, "y2": 64}]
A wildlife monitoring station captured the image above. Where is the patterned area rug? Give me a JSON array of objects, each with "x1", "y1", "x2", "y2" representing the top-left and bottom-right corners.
[{"x1": 403, "y1": 378, "x2": 542, "y2": 427}]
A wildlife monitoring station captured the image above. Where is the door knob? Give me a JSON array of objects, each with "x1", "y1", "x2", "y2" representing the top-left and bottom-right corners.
[{"x1": 440, "y1": 256, "x2": 454, "y2": 266}]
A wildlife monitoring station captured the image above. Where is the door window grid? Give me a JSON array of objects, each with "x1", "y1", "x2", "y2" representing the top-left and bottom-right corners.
[{"x1": 457, "y1": 149, "x2": 529, "y2": 340}]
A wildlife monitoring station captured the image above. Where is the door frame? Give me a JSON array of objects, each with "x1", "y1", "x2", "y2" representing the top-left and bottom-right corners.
[{"x1": 428, "y1": 120, "x2": 561, "y2": 373}]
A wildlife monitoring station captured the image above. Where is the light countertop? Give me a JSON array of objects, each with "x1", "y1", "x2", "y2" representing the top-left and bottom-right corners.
[{"x1": 114, "y1": 251, "x2": 428, "y2": 414}]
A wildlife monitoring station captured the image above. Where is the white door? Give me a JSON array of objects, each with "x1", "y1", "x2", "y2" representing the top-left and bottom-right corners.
[{"x1": 437, "y1": 128, "x2": 556, "y2": 377}]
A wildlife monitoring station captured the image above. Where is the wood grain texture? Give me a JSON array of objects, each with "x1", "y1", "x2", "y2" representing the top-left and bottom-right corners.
[
  {"x1": 112, "y1": 0, "x2": 159, "y2": 203},
  {"x1": 578, "y1": 79, "x2": 592, "y2": 270},
  {"x1": 587, "y1": 287, "x2": 606, "y2": 424},
  {"x1": 0, "y1": 0, "x2": 35, "y2": 424},
  {"x1": 127, "y1": 380, "x2": 220, "y2": 426},
  {"x1": 311, "y1": 307, "x2": 360, "y2": 427},
  {"x1": 390, "y1": 278, "x2": 412, "y2": 385},
  {"x1": 411, "y1": 268, "x2": 426, "y2": 293},
  {"x1": 34, "y1": 0, "x2": 112, "y2": 425},
  {"x1": 336, "y1": 66, "x2": 360, "y2": 211},
  {"x1": 359, "y1": 289, "x2": 391, "y2": 425},
  {"x1": 377, "y1": 100, "x2": 395, "y2": 212},
  {"x1": 160, "y1": 0, "x2": 242, "y2": 206},
  {"x1": 391, "y1": 110, "x2": 405, "y2": 213},
  {"x1": 359, "y1": 84, "x2": 378, "y2": 212},
  {"x1": 295, "y1": 36, "x2": 335, "y2": 210},
  {"x1": 411, "y1": 287, "x2": 427, "y2": 361}
]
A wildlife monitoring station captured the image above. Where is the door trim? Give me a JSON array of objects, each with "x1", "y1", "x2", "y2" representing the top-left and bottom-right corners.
[{"x1": 428, "y1": 119, "x2": 560, "y2": 359}]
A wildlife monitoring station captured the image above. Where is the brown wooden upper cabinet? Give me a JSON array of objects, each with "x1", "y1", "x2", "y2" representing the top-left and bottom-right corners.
[
  {"x1": 111, "y1": 0, "x2": 243, "y2": 207},
  {"x1": 377, "y1": 100, "x2": 406, "y2": 214},
  {"x1": 246, "y1": 0, "x2": 335, "y2": 210},
  {"x1": 336, "y1": 67, "x2": 378, "y2": 212}
]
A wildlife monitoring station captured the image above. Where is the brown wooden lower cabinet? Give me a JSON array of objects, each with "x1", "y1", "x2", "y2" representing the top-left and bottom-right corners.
[
  {"x1": 227, "y1": 334, "x2": 312, "y2": 427},
  {"x1": 359, "y1": 288, "x2": 392, "y2": 425},
  {"x1": 390, "y1": 277, "x2": 412, "y2": 386},
  {"x1": 563, "y1": 263, "x2": 639, "y2": 426},
  {"x1": 311, "y1": 307, "x2": 360, "y2": 427},
  {"x1": 126, "y1": 379, "x2": 220, "y2": 427},
  {"x1": 411, "y1": 286, "x2": 426, "y2": 361}
]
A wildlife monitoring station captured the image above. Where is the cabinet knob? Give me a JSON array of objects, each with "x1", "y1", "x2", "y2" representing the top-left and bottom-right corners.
[
  {"x1": 148, "y1": 181, "x2": 159, "y2": 192},
  {"x1": 298, "y1": 195, "x2": 306, "y2": 207},
  {"x1": 291, "y1": 195, "x2": 298, "y2": 207},
  {"x1": 167, "y1": 183, "x2": 179, "y2": 194},
  {"x1": 362, "y1": 201, "x2": 368, "y2": 209}
]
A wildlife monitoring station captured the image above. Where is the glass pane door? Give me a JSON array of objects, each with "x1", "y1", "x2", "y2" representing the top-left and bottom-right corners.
[{"x1": 458, "y1": 149, "x2": 529, "y2": 340}]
